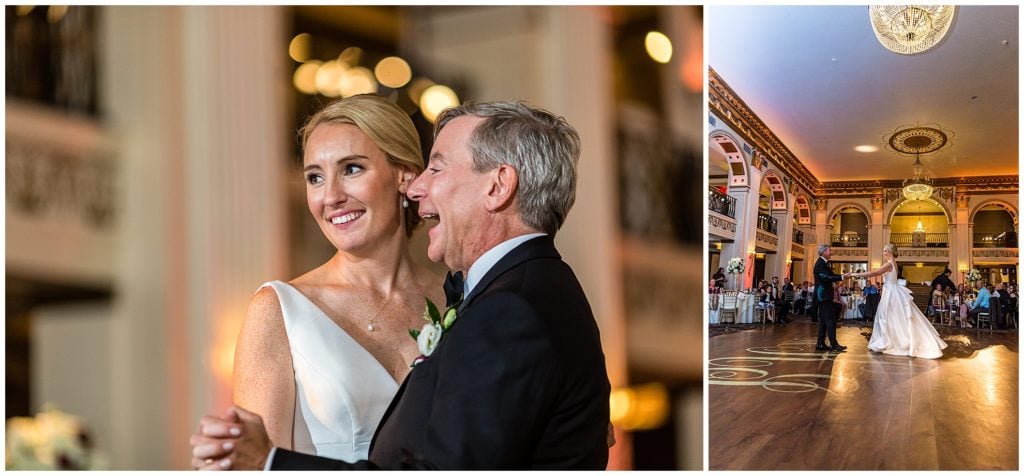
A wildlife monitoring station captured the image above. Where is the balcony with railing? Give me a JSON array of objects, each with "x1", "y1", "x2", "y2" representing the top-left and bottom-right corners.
[
  {"x1": 831, "y1": 233, "x2": 867, "y2": 248},
  {"x1": 754, "y1": 213, "x2": 778, "y2": 252},
  {"x1": 973, "y1": 232, "x2": 1018, "y2": 248},
  {"x1": 756, "y1": 213, "x2": 777, "y2": 234},
  {"x1": 890, "y1": 232, "x2": 948, "y2": 248},
  {"x1": 708, "y1": 187, "x2": 736, "y2": 219}
]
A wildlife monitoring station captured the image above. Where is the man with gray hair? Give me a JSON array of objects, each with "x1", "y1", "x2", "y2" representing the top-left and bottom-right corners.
[
  {"x1": 813, "y1": 244, "x2": 847, "y2": 352},
  {"x1": 190, "y1": 101, "x2": 611, "y2": 469}
]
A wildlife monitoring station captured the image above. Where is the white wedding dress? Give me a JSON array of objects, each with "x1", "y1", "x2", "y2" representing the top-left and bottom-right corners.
[
  {"x1": 867, "y1": 261, "x2": 948, "y2": 359},
  {"x1": 261, "y1": 281, "x2": 400, "y2": 462}
]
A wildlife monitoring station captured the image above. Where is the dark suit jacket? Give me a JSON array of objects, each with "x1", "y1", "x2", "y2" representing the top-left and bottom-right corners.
[
  {"x1": 931, "y1": 273, "x2": 955, "y2": 292},
  {"x1": 271, "y1": 236, "x2": 611, "y2": 470},
  {"x1": 813, "y1": 257, "x2": 844, "y2": 302}
]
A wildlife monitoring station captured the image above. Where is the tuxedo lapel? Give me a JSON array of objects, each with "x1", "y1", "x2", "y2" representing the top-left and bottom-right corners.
[{"x1": 457, "y1": 236, "x2": 559, "y2": 314}]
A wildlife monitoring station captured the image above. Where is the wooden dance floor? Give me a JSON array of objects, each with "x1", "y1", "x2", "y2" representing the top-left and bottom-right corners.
[{"x1": 709, "y1": 322, "x2": 1018, "y2": 470}]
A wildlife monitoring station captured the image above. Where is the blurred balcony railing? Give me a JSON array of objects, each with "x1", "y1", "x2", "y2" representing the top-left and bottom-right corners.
[
  {"x1": 890, "y1": 232, "x2": 948, "y2": 248},
  {"x1": 973, "y1": 232, "x2": 1017, "y2": 248},
  {"x1": 708, "y1": 187, "x2": 736, "y2": 219},
  {"x1": 756, "y1": 213, "x2": 777, "y2": 234},
  {"x1": 831, "y1": 233, "x2": 867, "y2": 248}
]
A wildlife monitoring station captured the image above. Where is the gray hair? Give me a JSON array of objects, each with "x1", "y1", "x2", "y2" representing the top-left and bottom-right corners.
[
  {"x1": 817, "y1": 244, "x2": 831, "y2": 256},
  {"x1": 434, "y1": 101, "x2": 580, "y2": 235}
]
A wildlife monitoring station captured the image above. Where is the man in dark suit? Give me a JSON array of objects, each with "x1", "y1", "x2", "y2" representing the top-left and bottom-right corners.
[
  {"x1": 931, "y1": 267, "x2": 956, "y2": 293},
  {"x1": 190, "y1": 102, "x2": 610, "y2": 470},
  {"x1": 813, "y1": 244, "x2": 847, "y2": 352}
]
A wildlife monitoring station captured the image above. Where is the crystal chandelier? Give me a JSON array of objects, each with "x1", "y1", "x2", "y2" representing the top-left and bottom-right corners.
[
  {"x1": 869, "y1": 5, "x2": 956, "y2": 55},
  {"x1": 902, "y1": 153, "x2": 933, "y2": 201}
]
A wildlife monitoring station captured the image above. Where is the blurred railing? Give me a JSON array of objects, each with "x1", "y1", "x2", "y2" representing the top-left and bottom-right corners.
[
  {"x1": 890, "y1": 232, "x2": 948, "y2": 248},
  {"x1": 757, "y1": 213, "x2": 777, "y2": 234},
  {"x1": 973, "y1": 232, "x2": 1017, "y2": 248},
  {"x1": 708, "y1": 187, "x2": 736, "y2": 218},
  {"x1": 831, "y1": 233, "x2": 867, "y2": 248}
]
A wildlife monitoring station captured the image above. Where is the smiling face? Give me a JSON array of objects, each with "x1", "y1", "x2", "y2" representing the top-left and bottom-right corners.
[
  {"x1": 406, "y1": 116, "x2": 491, "y2": 272},
  {"x1": 304, "y1": 123, "x2": 410, "y2": 254}
]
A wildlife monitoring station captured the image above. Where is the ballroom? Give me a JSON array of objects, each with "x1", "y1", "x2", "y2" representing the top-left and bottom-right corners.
[
  {"x1": 706, "y1": 5, "x2": 1018, "y2": 471},
  {"x1": 5, "y1": 5, "x2": 703, "y2": 470}
]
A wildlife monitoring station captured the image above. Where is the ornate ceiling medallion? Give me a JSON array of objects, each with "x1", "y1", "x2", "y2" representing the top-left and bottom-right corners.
[
  {"x1": 888, "y1": 126, "x2": 948, "y2": 155},
  {"x1": 883, "y1": 124, "x2": 953, "y2": 202}
]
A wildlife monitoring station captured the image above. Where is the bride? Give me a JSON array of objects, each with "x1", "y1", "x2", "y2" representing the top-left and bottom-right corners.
[
  {"x1": 847, "y1": 244, "x2": 947, "y2": 359},
  {"x1": 230, "y1": 95, "x2": 445, "y2": 462}
]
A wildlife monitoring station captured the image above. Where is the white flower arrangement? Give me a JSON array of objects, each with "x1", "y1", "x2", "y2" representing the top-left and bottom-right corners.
[
  {"x1": 965, "y1": 268, "x2": 982, "y2": 282},
  {"x1": 5, "y1": 405, "x2": 105, "y2": 470},
  {"x1": 725, "y1": 257, "x2": 745, "y2": 274}
]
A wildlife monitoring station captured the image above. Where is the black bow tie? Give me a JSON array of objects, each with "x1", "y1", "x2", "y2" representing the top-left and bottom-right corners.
[{"x1": 443, "y1": 271, "x2": 465, "y2": 308}]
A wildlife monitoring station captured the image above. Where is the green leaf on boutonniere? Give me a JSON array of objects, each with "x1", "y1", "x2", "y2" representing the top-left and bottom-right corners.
[
  {"x1": 424, "y1": 297, "x2": 442, "y2": 324},
  {"x1": 409, "y1": 328, "x2": 420, "y2": 340}
]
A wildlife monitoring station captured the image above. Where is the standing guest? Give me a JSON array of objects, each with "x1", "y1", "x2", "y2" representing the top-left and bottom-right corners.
[
  {"x1": 712, "y1": 267, "x2": 727, "y2": 291},
  {"x1": 931, "y1": 268, "x2": 956, "y2": 293}
]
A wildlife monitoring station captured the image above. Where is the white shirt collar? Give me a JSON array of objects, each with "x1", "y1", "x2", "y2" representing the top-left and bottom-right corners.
[{"x1": 465, "y1": 233, "x2": 547, "y2": 297}]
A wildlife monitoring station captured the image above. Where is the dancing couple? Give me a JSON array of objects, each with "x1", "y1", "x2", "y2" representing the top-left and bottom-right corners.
[
  {"x1": 189, "y1": 96, "x2": 611, "y2": 469},
  {"x1": 814, "y1": 243, "x2": 946, "y2": 358}
]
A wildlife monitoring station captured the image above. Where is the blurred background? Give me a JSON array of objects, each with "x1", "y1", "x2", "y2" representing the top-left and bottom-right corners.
[{"x1": 5, "y1": 5, "x2": 702, "y2": 469}]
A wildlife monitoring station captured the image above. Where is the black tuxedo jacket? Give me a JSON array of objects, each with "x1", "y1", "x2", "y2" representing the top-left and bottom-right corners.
[
  {"x1": 813, "y1": 257, "x2": 843, "y2": 302},
  {"x1": 271, "y1": 236, "x2": 611, "y2": 470}
]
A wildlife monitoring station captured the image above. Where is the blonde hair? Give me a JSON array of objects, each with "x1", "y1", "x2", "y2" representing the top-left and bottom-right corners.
[
  {"x1": 883, "y1": 243, "x2": 899, "y2": 258},
  {"x1": 300, "y1": 95, "x2": 424, "y2": 236}
]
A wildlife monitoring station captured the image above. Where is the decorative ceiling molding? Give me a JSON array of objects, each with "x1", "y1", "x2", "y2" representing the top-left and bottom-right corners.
[
  {"x1": 708, "y1": 68, "x2": 1019, "y2": 200},
  {"x1": 708, "y1": 67, "x2": 821, "y2": 197}
]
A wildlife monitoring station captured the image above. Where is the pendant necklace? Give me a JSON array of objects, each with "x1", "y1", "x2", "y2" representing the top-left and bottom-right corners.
[{"x1": 341, "y1": 272, "x2": 393, "y2": 332}]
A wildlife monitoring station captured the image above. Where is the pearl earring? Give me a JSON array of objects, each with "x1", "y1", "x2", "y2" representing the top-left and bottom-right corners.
[{"x1": 402, "y1": 197, "x2": 409, "y2": 208}]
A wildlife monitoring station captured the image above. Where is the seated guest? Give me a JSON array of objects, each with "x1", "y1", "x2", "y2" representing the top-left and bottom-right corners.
[
  {"x1": 793, "y1": 284, "x2": 807, "y2": 315},
  {"x1": 833, "y1": 286, "x2": 846, "y2": 321},
  {"x1": 931, "y1": 284, "x2": 948, "y2": 320},
  {"x1": 968, "y1": 282, "x2": 993, "y2": 325}
]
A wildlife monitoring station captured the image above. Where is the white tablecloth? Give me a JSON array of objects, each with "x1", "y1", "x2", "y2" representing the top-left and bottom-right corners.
[
  {"x1": 843, "y1": 295, "x2": 865, "y2": 319},
  {"x1": 709, "y1": 292, "x2": 756, "y2": 324}
]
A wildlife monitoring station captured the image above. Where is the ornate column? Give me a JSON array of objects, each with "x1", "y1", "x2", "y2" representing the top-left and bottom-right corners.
[
  {"x1": 807, "y1": 198, "x2": 830, "y2": 276},
  {"x1": 954, "y1": 193, "x2": 972, "y2": 282},
  {"x1": 103, "y1": 6, "x2": 288, "y2": 468},
  {"x1": 869, "y1": 195, "x2": 886, "y2": 269},
  {"x1": 767, "y1": 202, "x2": 793, "y2": 281},
  {"x1": 722, "y1": 164, "x2": 762, "y2": 289}
]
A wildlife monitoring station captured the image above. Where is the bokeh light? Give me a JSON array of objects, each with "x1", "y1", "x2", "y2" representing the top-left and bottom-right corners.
[
  {"x1": 288, "y1": 33, "x2": 312, "y2": 63},
  {"x1": 419, "y1": 84, "x2": 459, "y2": 123},
  {"x1": 315, "y1": 60, "x2": 347, "y2": 97},
  {"x1": 374, "y1": 56, "x2": 413, "y2": 89},
  {"x1": 340, "y1": 66, "x2": 378, "y2": 97},
  {"x1": 645, "y1": 31, "x2": 673, "y2": 64},
  {"x1": 293, "y1": 60, "x2": 321, "y2": 95}
]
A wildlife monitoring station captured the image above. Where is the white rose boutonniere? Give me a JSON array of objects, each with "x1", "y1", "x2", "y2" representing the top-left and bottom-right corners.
[{"x1": 409, "y1": 296, "x2": 461, "y2": 367}]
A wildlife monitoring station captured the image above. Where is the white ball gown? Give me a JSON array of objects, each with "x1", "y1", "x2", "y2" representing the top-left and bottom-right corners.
[{"x1": 867, "y1": 261, "x2": 948, "y2": 359}]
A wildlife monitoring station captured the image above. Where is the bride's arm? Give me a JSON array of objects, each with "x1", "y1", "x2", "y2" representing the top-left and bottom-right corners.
[
  {"x1": 233, "y1": 287, "x2": 296, "y2": 450},
  {"x1": 850, "y1": 261, "x2": 893, "y2": 279}
]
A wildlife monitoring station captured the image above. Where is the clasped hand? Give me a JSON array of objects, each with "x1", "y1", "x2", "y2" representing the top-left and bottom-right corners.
[{"x1": 190, "y1": 406, "x2": 271, "y2": 471}]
